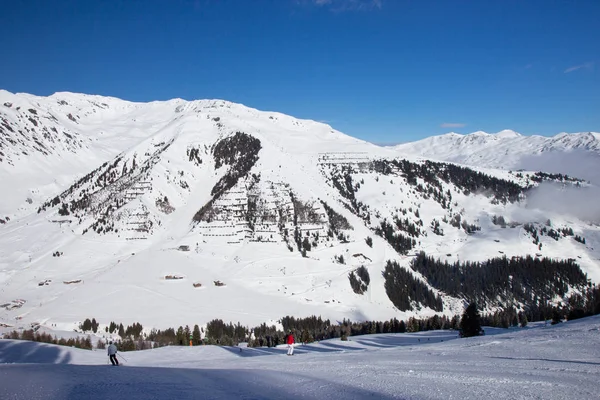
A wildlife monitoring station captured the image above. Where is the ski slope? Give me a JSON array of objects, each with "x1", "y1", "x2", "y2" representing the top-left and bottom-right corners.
[{"x1": 1, "y1": 316, "x2": 599, "y2": 399}]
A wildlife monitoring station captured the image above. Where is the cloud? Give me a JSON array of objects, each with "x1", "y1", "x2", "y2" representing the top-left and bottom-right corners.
[
  {"x1": 440, "y1": 123, "x2": 466, "y2": 128},
  {"x1": 306, "y1": 0, "x2": 383, "y2": 11},
  {"x1": 518, "y1": 150, "x2": 600, "y2": 185},
  {"x1": 524, "y1": 182, "x2": 600, "y2": 223},
  {"x1": 564, "y1": 61, "x2": 595, "y2": 74},
  {"x1": 517, "y1": 150, "x2": 600, "y2": 223}
]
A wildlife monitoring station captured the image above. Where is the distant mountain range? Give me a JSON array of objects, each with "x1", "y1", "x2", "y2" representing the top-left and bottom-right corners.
[
  {"x1": 1, "y1": 90, "x2": 598, "y2": 334},
  {"x1": 391, "y1": 130, "x2": 600, "y2": 169}
]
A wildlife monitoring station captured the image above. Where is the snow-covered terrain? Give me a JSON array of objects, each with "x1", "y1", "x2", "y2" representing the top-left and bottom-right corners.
[
  {"x1": 390, "y1": 129, "x2": 600, "y2": 170},
  {"x1": 1, "y1": 90, "x2": 599, "y2": 334},
  {"x1": 1, "y1": 316, "x2": 599, "y2": 399}
]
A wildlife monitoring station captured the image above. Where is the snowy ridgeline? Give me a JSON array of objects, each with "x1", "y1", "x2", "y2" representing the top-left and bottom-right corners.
[
  {"x1": 391, "y1": 130, "x2": 600, "y2": 170},
  {"x1": 1, "y1": 317, "x2": 600, "y2": 399}
]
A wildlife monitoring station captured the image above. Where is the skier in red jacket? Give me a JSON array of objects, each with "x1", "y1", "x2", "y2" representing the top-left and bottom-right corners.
[{"x1": 286, "y1": 331, "x2": 295, "y2": 356}]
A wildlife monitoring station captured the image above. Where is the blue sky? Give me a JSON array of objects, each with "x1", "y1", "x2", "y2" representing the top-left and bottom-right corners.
[{"x1": 0, "y1": 0, "x2": 598, "y2": 143}]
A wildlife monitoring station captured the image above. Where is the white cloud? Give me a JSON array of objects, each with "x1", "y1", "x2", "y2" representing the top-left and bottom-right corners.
[
  {"x1": 564, "y1": 61, "x2": 594, "y2": 74},
  {"x1": 518, "y1": 150, "x2": 600, "y2": 223},
  {"x1": 524, "y1": 182, "x2": 600, "y2": 223},
  {"x1": 518, "y1": 150, "x2": 600, "y2": 185},
  {"x1": 440, "y1": 123, "x2": 466, "y2": 128}
]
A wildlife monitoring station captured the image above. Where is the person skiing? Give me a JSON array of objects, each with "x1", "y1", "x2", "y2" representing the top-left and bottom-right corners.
[
  {"x1": 107, "y1": 341, "x2": 119, "y2": 366},
  {"x1": 286, "y1": 330, "x2": 295, "y2": 356}
]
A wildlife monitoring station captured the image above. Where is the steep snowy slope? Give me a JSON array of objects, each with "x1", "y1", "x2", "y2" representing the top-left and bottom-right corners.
[
  {"x1": 391, "y1": 130, "x2": 600, "y2": 169},
  {"x1": 1, "y1": 91, "x2": 599, "y2": 334},
  {"x1": 0, "y1": 90, "x2": 187, "y2": 218}
]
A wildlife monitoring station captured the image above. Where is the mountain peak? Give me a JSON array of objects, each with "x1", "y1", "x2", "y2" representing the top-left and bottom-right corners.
[
  {"x1": 495, "y1": 129, "x2": 521, "y2": 138},
  {"x1": 440, "y1": 130, "x2": 522, "y2": 139},
  {"x1": 468, "y1": 131, "x2": 489, "y2": 136}
]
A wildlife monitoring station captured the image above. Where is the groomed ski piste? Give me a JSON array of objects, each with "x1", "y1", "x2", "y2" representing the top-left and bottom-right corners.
[{"x1": 2, "y1": 316, "x2": 599, "y2": 399}]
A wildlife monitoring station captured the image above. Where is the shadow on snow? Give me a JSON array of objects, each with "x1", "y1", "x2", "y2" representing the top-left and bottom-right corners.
[
  {"x1": 0, "y1": 364, "x2": 403, "y2": 400},
  {"x1": 221, "y1": 332, "x2": 461, "y2": 358},
  {"x1": 0, "y1": 340, "x2": 72, "y2": 364},
  {"x1": 489, "y1": 356, "x2": 600, "y2": 366}
]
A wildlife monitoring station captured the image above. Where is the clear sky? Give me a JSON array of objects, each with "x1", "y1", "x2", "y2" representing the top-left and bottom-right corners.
[{"x1": 1, "y1": 0, "x2": 598, "y2": 143}]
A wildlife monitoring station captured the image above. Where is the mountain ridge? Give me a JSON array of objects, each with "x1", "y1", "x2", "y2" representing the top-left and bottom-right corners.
[
  {"x1": 391, "y1": 129, "x2": 600, "y2": 170},
  {"x1": 1, "y1": 90, "x2": 599, "y2": 333}
]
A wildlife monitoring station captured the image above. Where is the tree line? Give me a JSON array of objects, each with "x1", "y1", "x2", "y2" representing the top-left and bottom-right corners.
[
  {"x1": 3, "y1": 329, "x2": 93, "y2": 350},
  {"x1": 371, "y1": 159, "x2": 524, "y2": 204},
  {"x1": 409, "y1": 251, "x2": 588, "y2": 308},
  {"x1": 6, "y1": 285, "x2": 600, "y2": 350},
  {"x1": 384, "y1": 260, "x2": 444, "y2": 311}
]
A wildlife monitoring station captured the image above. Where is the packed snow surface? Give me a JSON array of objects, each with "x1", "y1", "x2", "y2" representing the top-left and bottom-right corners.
[{"x1": 1, "y1": 317, "x2": 600, "y2": 399}]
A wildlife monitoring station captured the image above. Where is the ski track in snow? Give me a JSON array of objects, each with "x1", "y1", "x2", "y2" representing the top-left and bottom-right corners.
[{"x1": 1, "y1": 317, "x2": 600, "y2": 399}]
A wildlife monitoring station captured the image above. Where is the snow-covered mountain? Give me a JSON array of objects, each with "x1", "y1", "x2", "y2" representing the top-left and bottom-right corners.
[
  {"x1": 390, "y1": 129, "x2": 600, "y2": 169},
  {"x1": 1, "y1": 90, "x2": 599, "y2": 334}
]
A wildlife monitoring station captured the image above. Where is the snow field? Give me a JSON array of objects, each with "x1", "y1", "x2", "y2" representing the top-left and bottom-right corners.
[{"x1": 1, "y1": 316, "x2": 599, "y2": 399}]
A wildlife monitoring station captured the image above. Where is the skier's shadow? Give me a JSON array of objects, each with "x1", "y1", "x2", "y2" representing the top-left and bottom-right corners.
[{"x1": 288, "y1": 346, "x2": 340, "y2": 355}]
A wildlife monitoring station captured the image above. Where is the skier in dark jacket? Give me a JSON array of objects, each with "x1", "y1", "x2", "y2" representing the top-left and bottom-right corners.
[{"x1": 107, "y1": 341, "x2": 119, "y2": 366}]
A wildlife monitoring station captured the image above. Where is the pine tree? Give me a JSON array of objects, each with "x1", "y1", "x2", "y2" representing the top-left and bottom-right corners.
[
  {"x1": 398, "y1": 320, "x2": 407, "y2": 333},
  {"x1": 520, "y1": 314, "x2": 528, "y2": 328},
  {"x1": 192, "y1": 325, "x2": 201, "y2": 345},
  {"x1": 176, "y1": 326, "x2": 184, "y2": 345},
  {"x1": 450, "y1": 315, "x2": 460, "y2": 330},
  {"x1": 460, "y1": 302, "x2": 482, "y2": 337},
  {"x1": 184, "y1": 325, "x2": 191, "y2": 344},
  {"x1": 551, "y1": 309, "x2": 562, "y2": 325},
  {"x1": 81, "y1": 318, "x2": 92, "y2": 332}
]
